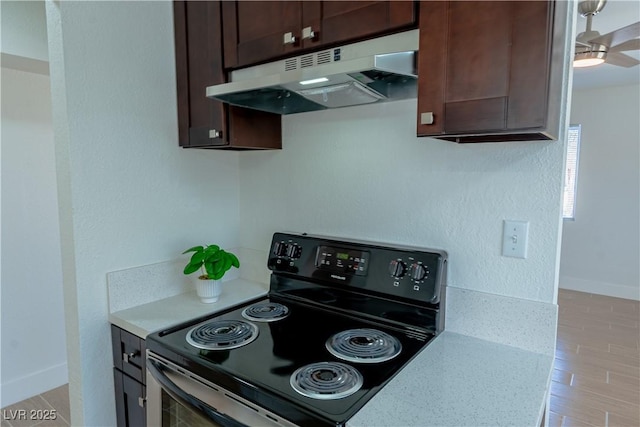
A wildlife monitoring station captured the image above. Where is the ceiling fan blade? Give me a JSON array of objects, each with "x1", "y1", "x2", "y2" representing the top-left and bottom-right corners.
[
  {"x1": 605, "y1": 51, "x2": 640, "y2": 67},
  {"x1": 609, "y1": 39, "x2": 640, "y2": 52},
  {"x1": 589, "y1": 21, "x2": 640, "y2": 47}
]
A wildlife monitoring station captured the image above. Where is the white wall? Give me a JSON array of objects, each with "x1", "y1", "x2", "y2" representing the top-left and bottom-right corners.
[
  {"x1": 560, "y1": 84, "x2": 640, "y2": 300},
  {"x1": 45, "y1": 2, "x2": 240, "y2": 425},
  {"x1": 239, "y1": 98, "x2": 568, "y2": 304},
  {"x1": 0, "y1": 1, "x2": 49, "y2": 75},
  {"x1": 1, "y1": 1, "x2": 48, "y2": 61},
  {"x1": 1, "y1": 68, "x2": 67, "y2": 407}
]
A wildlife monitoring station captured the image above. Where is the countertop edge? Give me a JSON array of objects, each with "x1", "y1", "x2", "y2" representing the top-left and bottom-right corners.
[{"x1": 108, "y1": 278, "x2": 269, "y2": 338}]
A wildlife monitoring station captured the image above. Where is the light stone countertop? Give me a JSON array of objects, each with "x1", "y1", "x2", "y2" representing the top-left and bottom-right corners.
[
  {"x1": 348, "y1": 331, "x2": 554, "y2": 427},
  {"x1": 108, "y1": 278, "x2": 268, "y2": 338},
  {"x1": 109, "y1": 276, "x2": 553, "y2": 426}
]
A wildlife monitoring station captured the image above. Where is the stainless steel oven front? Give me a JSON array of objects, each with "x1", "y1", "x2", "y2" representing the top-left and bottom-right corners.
[{"x1": 146, "y1": 351, "x2": 296, "y2": 427}]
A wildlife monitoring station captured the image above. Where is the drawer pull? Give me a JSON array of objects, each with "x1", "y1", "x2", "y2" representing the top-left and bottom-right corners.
[
  {"x1": 302, "y1": 27, "x2": 316, "y2": 40},
  {"x1": 123, "y1": 351, "x2": 139, "y2": 363},
  {"x1": 283, "y1": 32, "x2": 297, "y2": 45},
  {"x1": 421, "y1": 112, "x2": 435, "y2": 125}
]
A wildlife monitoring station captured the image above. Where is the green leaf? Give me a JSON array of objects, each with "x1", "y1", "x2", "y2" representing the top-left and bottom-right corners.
[
  {"x1": 182, "y1": 246, "x2": 203, "y2": 254},
  {"x1": 211, "y1": 260, "x2": 223, "y2": 275},
  {"x1": 222, "y1": 254, "x2": 232, "y2": 272},
  {"x1": 212, "y1": 270, "x2": 225, "y2": 280},
  {"x1": 190, "y1": 251, "x2": 206, "y2": 264},
  {"x1": 205, "y1": 245, "x2": 220, "y2": 254},
  {"x1": 205, "y1": 254, "x2": 222, "y2": 266},
  {"x1": 228, "y1": 252, "x2": 240, "y2": 268},
  {"x1": 204, "y1": 261, "x2": 215, "y2": 277},
  {"x1": 183, "y1": 262, "x2": 201, "y2": 275}
]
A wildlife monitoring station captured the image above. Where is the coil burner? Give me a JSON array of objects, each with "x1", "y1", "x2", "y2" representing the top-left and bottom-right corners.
[
  {"x1": 326, "y1": 328, "x2": 402, "y2": 363},
  {"x1": 241, "y1": 302, "x2": 290, "y2": 322},
  {"x1": 290, "y1": 362, "x2": 363, "y2": 400},
  {"x1": 186, "y1": 319, "x2": 258, "y2": 350}
]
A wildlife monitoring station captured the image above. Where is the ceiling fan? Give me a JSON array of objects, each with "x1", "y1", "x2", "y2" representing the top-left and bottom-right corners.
[{"x1": 574, "y1": 0, "x2": 640, "y2": 68}]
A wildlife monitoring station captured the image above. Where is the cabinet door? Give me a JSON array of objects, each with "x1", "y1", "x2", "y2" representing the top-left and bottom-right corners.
[
  {"x1": 174, "y1": 1, "x2": 282, "y2": 149},
  {"x1": 223, "y1": 1, "x2": 416, "y2": 68},
  {"x1": 223, "y1": 1, "x2": 303, "y2": 69},
  {"x1": 114, "y1": 369, "x2": 146, "y2": 427},
  {"x1": 417, "y1": 1, "x2": 554, "y2": 142},
  {"x1": 302, "y1": 1, "x2": 416, "y2": 49},
  {"x1": 174, "y1": 1, "x2": 226, "y2": 147}
]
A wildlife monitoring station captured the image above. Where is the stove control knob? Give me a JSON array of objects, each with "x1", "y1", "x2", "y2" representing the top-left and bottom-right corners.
[
  {"x1": 388, "y1": 260, "x2": 407, "y2": 278},
  {"x1": 273, "y1": 241, "x2": 288, "y2": 257},
  {"x1": 409, "y1": 263, "x2": 427, "y2": 281},
  {"x1": 286, "y1": 244, "x2": 301, "y2": 259}
]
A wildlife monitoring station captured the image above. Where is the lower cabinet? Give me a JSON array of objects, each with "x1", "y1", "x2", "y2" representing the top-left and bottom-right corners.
[
  {"x1": 113, "y1": 369, "x2": 146, "y2": 427},
  {"x1": 111, "y1": 325, "x2": 146, "y2": 427}
]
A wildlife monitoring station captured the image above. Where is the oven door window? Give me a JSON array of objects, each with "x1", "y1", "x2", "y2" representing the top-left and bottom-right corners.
[
  {"x1": 147, "y1": 355, "x2": 290, "y2": 427},
  {"x1": 162, "y1": 390, "x2": 220, "y2": 427}
]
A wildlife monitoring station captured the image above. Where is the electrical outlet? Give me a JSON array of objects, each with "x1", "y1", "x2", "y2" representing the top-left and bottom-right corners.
[{"x1": 502, "y1": 220, "x2": 529, "y2": 259}]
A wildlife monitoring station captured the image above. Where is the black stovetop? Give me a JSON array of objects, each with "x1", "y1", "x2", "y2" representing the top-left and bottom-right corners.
[
  {"x1": 147, "y1": 232, "x2": 447, "y2": 426},
  {"x1": 146, "y1": 293, "x2": 433, "y2": 426}
]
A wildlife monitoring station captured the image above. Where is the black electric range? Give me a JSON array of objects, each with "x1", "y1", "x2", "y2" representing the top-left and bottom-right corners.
[{"x1": 146, "y1": 232, "x2": 447, "y2": 427}]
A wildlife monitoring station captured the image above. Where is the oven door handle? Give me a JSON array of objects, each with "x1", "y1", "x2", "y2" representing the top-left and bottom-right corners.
[{"x1": 147, "y1": 358, "x2": 246, "y2": 427}]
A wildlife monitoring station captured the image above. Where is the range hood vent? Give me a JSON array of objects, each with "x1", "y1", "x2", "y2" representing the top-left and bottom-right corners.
[{"x1": 206, "y1": 30, "x2": 419, "y2": 115}]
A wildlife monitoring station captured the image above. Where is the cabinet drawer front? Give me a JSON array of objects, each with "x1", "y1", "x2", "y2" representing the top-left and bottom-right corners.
[
  {"x1": 111, "y1": 325, "x2": 146, "y2": 384},
  {"x1": 444, "y1": 97, "x2": 507, "y2": 133}
]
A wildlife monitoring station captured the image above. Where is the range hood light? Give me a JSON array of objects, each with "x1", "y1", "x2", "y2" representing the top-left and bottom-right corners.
[{"x1": 299, "y1": 77, "x2": 329, "y2": 85}]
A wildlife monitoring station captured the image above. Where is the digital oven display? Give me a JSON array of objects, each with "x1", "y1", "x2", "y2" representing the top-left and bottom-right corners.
[{"x1": 315, "y1": 246, "x2": 369, "y2": 276}]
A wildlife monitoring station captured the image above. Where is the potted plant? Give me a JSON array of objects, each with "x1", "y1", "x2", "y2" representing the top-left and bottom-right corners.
[{"x1": 183, "y1": 245, "x2": 240, "y2": 303}]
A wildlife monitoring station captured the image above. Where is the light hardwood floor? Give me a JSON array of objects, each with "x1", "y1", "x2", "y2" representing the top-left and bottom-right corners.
[
  {"x1": 0, "y1": 384, "x2": 69, "y2": 427},
  {"x1": 551, "y1": 289, "x2": 640, "y2": 427},
  {"x1": 1, "y1": 290, "x2": 638, "y2": 427}
]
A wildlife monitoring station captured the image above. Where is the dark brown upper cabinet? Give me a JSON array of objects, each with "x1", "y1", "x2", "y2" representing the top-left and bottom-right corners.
[
  {"x1": 174, "y1": 1, "x2": 281, "y2": 149},
  {"x1": 222, "y1": 1, "x2": 417, "y2": 70},
  {"x1": 416, "y1": 1, "x2": 569, "y2": 143}
]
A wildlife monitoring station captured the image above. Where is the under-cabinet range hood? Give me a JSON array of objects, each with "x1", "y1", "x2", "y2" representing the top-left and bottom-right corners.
[{"x1": 206, "y1": 30, "x2": 419, "y2": 115}]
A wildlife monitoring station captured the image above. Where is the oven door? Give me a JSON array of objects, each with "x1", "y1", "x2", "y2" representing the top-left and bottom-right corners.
[{"x1": 146, "y1": 351, "x2": 296, "y2": 427}]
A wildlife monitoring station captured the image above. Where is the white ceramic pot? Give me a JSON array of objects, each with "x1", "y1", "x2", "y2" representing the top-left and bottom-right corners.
[{"x1": 195, "y1": 278, "x2": 222, "y2": 303}]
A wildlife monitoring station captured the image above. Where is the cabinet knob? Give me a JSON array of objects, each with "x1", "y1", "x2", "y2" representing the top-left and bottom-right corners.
[
  {"x1": 283, "y1": 32, "x2": 297, "y2": 45},
  {"x1": 123, "y1": 351, "x2": 139, "y2": 364},
  {"x1": 302, "y1": 27, "x2": 316, "y2": 40},
  {"x1": 209, "y1": 129, "x2": 222, "y2": 139},
  {"x1": 420, "y1": 112, "x2": 435, "y2": 125}
]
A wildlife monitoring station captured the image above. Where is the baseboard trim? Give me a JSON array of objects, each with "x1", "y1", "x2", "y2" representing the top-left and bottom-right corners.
[
  {"x1": 0, "y1": 362, "x2": 68, "y2": 407},
  {"x1": 559, "y1": 276, "x2": 640, "y2": 301}
]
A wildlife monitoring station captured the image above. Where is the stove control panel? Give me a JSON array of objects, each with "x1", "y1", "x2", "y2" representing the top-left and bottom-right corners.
[
  {"x1": 316, "y1": 245, "x2": 370, "y2": 276},
  {"x1": 268, "y1": 232, "x2": 448, "y2": 305},
  {"x1": 269, "y1": 238, "x2": 304, "y2": 273}
]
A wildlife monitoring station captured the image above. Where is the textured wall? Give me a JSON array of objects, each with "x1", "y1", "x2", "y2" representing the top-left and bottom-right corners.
[
  {"x1": 45, "y1": 2, "x2": 240, "y2": 425},
  {"x1": 239, "y1": 99, "x2": 568, "y2": 304},
  {"x1": 560, "y1": 85, "x2": 640, "y2": 300},
  {"x1": 0, "y1": 1, "x2": 48, "y2": 61},
  {"x1": 1, "y1": 68, "x2": 67, "y2": 407}
]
